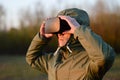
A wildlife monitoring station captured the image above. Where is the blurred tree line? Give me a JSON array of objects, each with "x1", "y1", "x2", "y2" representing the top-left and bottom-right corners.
[{"x1": 0, "y1": 1, "x2": 120, "y2": 55}]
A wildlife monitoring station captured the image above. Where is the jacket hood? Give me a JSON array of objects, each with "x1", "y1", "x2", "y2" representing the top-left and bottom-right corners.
[
  {"x1": 54, "y1": 8, "x2": 88, "y2": 55},
  {"x1": 57, "y1": 8, "x2": 90, "y2": 26}
]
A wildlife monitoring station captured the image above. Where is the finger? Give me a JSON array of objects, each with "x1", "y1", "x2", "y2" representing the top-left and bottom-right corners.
[
  {"x1": 45, "y1": 34, "x2": 53, "y2": 38},
  {"x1": 59, "y1": 16, "x2": 80, "y2": 28},
  {"x1": 40, "y1": 21, "x2": 45, "y2": 34},
  {"x1": 58, "y1": 16, "x2": 73, "y2": 26},
  {"x1": 58, "y1": 16, "x2": 72, "y2": 21}
]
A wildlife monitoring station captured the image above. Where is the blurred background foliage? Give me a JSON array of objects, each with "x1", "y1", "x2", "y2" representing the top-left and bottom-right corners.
[
  {"x1": 0, "y1": 0, "x2": 120, "y2": 55},
  {"x1": 0, "y1": 0, "x2": 120, "y2": 80}
]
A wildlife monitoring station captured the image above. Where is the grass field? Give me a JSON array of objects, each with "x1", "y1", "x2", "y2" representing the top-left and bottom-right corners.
[{"x1": 0, "y1": 54, "x2": 120, "y2": 80}]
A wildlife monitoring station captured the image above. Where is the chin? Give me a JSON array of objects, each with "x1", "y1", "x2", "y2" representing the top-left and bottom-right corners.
[
  {"x1": 58, "y1": 41, "x2": 67, "y2": 47},
  {"x1": 59, "y1": 45, "x2": 63, "y2": 47},
  {"x1": 59, "y1": 43, "x2": 66, "y2": 47}
]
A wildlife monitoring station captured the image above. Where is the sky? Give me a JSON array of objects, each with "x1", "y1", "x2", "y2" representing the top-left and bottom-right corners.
[
  {"x1": 0, "y1": 0, "x2": 41, "y2": 29},
  {"x1": 0, "y1": 0, "x2": 97, "y2": 29},
  {"x1": 0, "y1": 0, "x2": 119, "y2": 29}
]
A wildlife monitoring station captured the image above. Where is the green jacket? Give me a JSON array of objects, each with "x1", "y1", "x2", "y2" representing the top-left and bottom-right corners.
[{"x1": 26, "y1": 8, "x2": 115, "y2": 80}]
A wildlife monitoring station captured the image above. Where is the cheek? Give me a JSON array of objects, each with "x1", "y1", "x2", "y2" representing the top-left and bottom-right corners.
[
  {"x1": 58, "y1": 34, "x2": 71, "y2": 42},
  {"x1": 65, "y1": 35, "x2": 71, "y2": 41},
  {"x1": 58, "y1": 37, "x2": 69, "y2": 44}
]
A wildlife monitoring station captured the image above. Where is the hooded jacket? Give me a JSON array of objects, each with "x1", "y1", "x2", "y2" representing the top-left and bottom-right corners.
[{"x1": 26, "y1": 8, "x2": 115, "y2": 80}]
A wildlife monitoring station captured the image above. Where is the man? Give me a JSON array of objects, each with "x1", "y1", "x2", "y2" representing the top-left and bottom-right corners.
[{"x1": 26, "y1": 8, "x2": 115, "y2": 80}]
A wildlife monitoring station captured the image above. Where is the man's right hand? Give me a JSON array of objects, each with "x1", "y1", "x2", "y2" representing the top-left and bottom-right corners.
[{"x1": 40, "y1": 21, "x2": 53, "y2": 38}]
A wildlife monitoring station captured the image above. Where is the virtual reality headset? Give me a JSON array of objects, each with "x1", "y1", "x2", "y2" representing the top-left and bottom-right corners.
[{"x1": 44, "y1": 17, "x2": 71, "y2": 34}]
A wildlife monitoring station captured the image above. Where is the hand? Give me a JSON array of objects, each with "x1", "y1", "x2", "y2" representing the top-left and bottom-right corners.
[
  {"x1": 40, "y1": 21, "x2": 53, "y2": 38},
  {"x1": 58, "y1": 16, "x2": 80, "y2": 34}
]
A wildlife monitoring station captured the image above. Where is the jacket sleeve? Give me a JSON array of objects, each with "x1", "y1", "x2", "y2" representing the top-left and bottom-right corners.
[
  {"x1": 26, "y1": 33, "x2": 51, "y2": 74},
  {"x1": 74, "y1": 25, "x2": 115, "y2": 74}
]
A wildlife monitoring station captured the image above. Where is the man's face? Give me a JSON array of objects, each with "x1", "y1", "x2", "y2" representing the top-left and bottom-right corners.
[{"x1": 57, "y1": 33, "x2": 71, "y2": 47}]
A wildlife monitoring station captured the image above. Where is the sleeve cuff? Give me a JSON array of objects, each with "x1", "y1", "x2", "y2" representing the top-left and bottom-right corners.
[{"x1": 74, "y1": 26, "x2": 81, "y2": 39}]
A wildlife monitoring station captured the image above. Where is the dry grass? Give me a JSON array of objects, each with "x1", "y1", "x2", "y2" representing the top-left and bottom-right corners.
[{"x1": 0, "y1": 55, "x2": 119, "y2": 80}]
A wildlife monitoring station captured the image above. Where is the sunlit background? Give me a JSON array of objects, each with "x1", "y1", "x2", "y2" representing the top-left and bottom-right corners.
[
  {"x1": 0, "y1": 0, "x2": 120, "y2": 29},
  {"x1": 0, "y1": 0, "x2": 120, "y2": 80}
]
